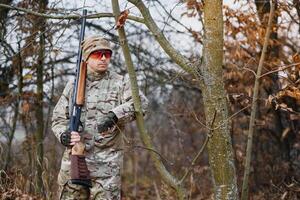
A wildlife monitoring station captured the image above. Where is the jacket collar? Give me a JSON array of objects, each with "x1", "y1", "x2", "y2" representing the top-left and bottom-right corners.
[{"x1": 87, "y1": 68, "x2": 109, "y2": 82}]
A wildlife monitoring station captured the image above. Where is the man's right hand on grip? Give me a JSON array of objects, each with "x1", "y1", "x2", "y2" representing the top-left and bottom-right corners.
[
  {"x1": 60, "y1": 130, "x2": 72, "y2": 146},
  {"x1": 61, "y1": 131, "x2": 82, "y2": 147}
]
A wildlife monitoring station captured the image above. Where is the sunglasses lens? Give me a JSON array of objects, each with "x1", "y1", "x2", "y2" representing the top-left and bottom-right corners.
[
  {"x1": 90, "y1": 51, "x2": 112, "y2": 59},
  {"x1": 104, "y1": 52, "x2": 111, "y2": 59}
]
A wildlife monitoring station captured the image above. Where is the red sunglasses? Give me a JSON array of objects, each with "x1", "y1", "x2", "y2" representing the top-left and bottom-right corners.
[{"x1": 89, "y1": 50, "x2": 112, "y2": 60}]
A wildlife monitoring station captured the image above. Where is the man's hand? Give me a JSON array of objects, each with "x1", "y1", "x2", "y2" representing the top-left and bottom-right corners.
[
  {"x1": 97, "y1": 112, "x2": 118, "y2": 133},
  {"x1": 60, "y1": 131, "x2": 81, "y2": 146}
]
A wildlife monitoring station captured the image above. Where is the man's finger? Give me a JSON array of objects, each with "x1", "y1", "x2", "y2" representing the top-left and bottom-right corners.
[
  {"x1": 71, "y1": 134, "x2": 80, "y2": 139},
  {"x1": 70, "y1": 137, "x2": 81, "y2": 145},
  {"x1": 71, "y1": 136, "x2": 81, "y2": 141},
  {"x1": 71, "y1": 131, "x2": 79, "y2": 136}
]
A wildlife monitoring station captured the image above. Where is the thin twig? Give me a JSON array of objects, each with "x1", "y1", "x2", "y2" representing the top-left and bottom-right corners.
[
  {"x1": 243, "y1": 66, "x2": 257, "y2": 77},
  {"x1": 0, "y1": 18, "x2": 65, "y2": 62},
  {"x1": 213, "y1": 105, "x2": 251, "y2": 131},
  {"x1": 179, "y1": 110, "x2": 217, "y2": 183},
  {"x1": 192, "y1": 105, "x2": 251, "y2": 131},
  {"x1": 0, "y1": 3, "x2": 144, "y2": 23},
  {"x1": 130, "y1": 145, "x2": 173, "y2": 166},
  {"x1": 192, "y1": 111, "x2": 212, "y2": 130},
  {"x1": 259, "y1": 62, "x2": 300, "y2": 78},
  {"x1": 228, "y1": 57, "x2": 257, "y2": 77}
]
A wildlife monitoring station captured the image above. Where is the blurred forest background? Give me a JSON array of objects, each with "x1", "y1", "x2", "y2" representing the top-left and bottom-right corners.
[{"x1": 0, "y1": 0, "x2": 300, "y2": 199}]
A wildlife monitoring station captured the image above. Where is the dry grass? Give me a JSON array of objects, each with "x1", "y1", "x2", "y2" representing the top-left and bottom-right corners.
[{"x1": 0, "y1": 170, "x2": 42, "y2": 200}]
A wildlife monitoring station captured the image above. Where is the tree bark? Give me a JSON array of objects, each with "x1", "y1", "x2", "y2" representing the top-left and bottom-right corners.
[{"x1": 202, "y1": 0, "x2": 238, "y2": 199}]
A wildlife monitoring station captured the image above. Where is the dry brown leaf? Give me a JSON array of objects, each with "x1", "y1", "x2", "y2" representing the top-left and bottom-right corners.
[
  {"x1": 292, "y1": 53, "x2": 300, "y2": 70},
  {"x1": 22, "y1": 101, "x2": 30, "y2": 113},
  {"x1": 115, "y1": 9, "x2": 129, "y2": 30},
  {"x1": 277, "y1": 86, "x2": 300, "y2": 104},
  {"x1": 189, "y1": 29, "x2": 202, "y2": 43}
]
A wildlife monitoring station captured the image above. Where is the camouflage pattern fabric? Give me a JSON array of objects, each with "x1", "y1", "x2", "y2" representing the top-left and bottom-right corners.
[{"x1": 52, "y1": 69, "x2": 148, "y2": 199}]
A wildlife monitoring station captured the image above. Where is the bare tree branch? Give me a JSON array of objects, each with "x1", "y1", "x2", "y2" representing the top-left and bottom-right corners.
[
  {"x1": 259, "y1": 62, "x2": 300, "y2": 78},
  {"x1": 0, "y1": 3, "x2": 144, "y2": 23},
  {"x1": 127, "y1": 0, "x2": 202, "y2": 79}
]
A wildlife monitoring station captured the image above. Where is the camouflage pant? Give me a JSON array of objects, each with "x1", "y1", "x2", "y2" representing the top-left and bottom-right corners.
[
  {"x1": 57, "y1": 150, "x2": 122, "y2": 200},
  {"x1": 58, "y1": 179, "x2": 120, "y2": 200}
]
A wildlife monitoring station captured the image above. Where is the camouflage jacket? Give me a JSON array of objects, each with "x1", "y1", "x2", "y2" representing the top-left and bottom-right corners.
[{"x1": 51, "y1": 69, "x2": 148, "y2": 156}]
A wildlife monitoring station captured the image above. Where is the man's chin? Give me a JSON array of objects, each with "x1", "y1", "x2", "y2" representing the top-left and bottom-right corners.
[{"x1": 95, "y1": 67, "x2": 108, "y2": 73}]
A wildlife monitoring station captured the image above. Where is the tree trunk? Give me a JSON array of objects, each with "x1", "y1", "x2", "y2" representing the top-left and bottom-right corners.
[
  {"x1": 0, "y1": 0, "x2": 13, "y2": 40},
  {"x1": 0, "y1": 0, "x2": 14, "y2": 97},
  {"x1": 4, "y1": 43, "x2": 22, "y2": 171},
  {"x1": 250, "y1": 0, "x2": 292, "y2": 194},
  {"x1": 202, "y1": 1, "x2": 238, "y2": 199},
  {"x1": 34, "y1": 0, "x2": 47, "y2": 194}
]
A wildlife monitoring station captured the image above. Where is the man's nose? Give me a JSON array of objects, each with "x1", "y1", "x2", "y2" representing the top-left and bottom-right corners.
[{"x1": 100, "y1": 54, "x2": 106, "y2": 60}]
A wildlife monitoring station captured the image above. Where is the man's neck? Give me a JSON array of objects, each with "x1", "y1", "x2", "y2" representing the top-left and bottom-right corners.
[{"x1": 87, "y1": 68, "x2": 108, "y2": 81}]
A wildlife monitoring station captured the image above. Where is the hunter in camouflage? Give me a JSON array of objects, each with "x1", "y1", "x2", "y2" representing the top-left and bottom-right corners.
[{"x1": 51, "y1": 35, "x2": 148, "y2": 200}]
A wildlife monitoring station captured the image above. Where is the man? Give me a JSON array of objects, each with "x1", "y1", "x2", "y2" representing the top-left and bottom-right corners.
[{"x1": 51, "y1": 35, "x2": 148, "y2": 199}]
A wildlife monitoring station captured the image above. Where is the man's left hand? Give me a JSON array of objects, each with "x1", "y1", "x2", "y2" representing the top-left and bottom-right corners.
[{"x1": 97, "y1": 112, "x2": 118, "y2": 133}]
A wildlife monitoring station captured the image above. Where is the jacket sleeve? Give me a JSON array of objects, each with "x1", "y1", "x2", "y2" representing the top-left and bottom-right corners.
[
  {"x1": 51, "y1": 80, "x2": 73, "y2": 142},
  {"x1": 111, "y1": 75, "x2": 149, "y2": 124}
]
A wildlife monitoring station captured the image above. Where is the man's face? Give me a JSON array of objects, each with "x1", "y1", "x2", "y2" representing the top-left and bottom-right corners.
[{"x1": 86, "y1": 50, "x2": 112, "y2": 73}]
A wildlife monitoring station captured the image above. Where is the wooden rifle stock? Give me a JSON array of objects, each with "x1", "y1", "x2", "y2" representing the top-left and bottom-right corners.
[{"x1": 76, "y1": 61, "x2": 87, "y2": 106}]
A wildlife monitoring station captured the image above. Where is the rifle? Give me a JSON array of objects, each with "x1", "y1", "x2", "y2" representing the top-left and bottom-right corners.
[{"x1": 69, "y1": 9, "x2": 92, "y2": 188}]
